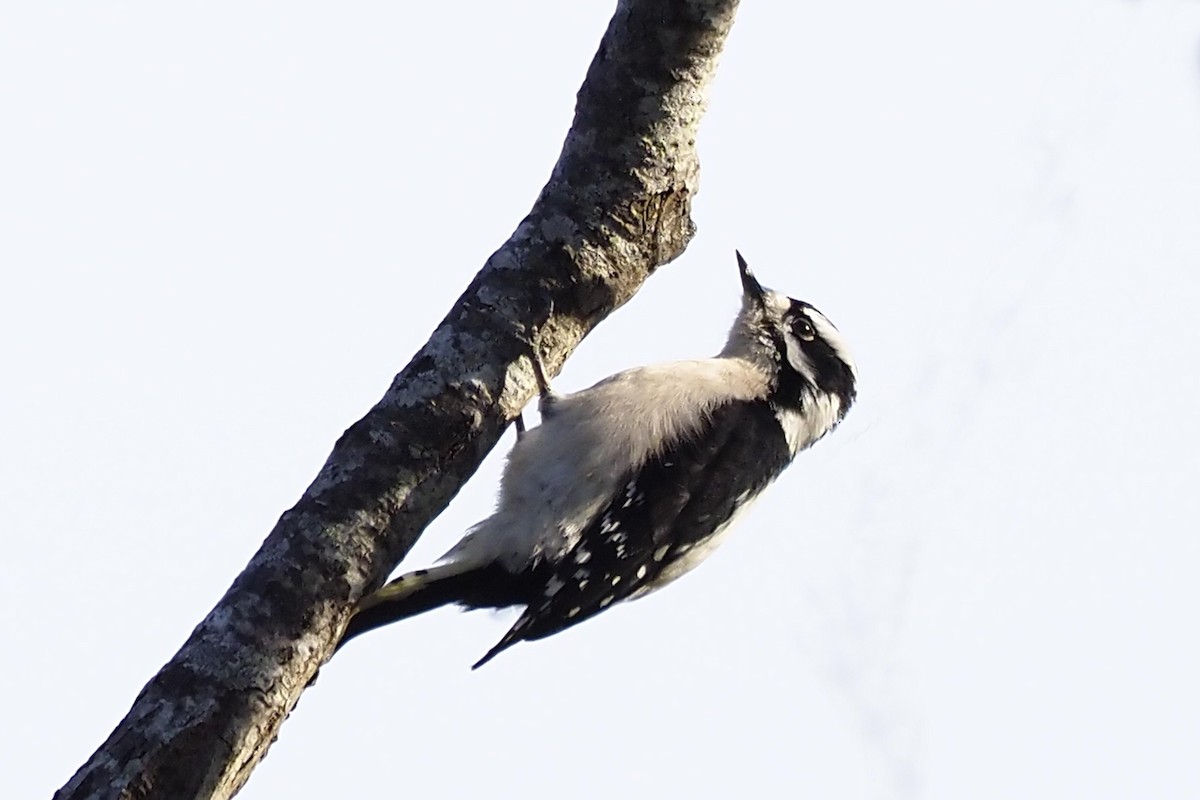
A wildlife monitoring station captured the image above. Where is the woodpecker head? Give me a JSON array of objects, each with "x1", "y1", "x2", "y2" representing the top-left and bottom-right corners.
[{"x1": 725, "y1": 251, "x2": 857, "y2": 416}]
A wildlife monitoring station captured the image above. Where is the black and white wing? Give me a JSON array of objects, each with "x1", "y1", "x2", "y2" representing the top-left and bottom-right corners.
[{"x1": 472, "y1": 398, "x2": 794, "y2": 668}]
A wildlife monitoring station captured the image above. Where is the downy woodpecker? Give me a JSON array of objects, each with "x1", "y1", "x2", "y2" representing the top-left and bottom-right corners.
[{"x1": 338, "y1": 252, "x2": 857, "y2": 668}]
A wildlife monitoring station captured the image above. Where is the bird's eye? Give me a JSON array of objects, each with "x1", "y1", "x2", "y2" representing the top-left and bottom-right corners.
[{"x1": 794, "y1": 318, "x2": 816, "y2": 342}]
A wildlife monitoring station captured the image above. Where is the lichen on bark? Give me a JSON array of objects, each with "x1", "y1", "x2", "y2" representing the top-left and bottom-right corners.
[{"x1": 55, "y1": 2, "x2": 740, "y2": 798}]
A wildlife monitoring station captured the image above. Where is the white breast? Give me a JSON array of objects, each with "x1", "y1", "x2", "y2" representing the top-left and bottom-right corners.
[{"x1": 774, "y1": 391, "x2": 842, "y2": 457}]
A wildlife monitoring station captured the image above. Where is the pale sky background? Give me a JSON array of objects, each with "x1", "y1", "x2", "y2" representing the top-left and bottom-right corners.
[{"x1": 3, "y1": 2, "x2": 1199, "y2": 798}]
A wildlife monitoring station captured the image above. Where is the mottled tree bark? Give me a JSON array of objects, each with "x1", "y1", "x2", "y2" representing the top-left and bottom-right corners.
[{"x1": 55, "y1": 1, "x2": 739, "y2": 798}]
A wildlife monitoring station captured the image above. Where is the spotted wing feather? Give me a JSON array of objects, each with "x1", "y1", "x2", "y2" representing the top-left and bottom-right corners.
[{"x1": 472, "y1": 399, "x2": 793, "y2": 668}]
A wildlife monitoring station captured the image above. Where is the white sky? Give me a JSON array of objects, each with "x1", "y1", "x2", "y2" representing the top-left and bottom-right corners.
[{"x1": 3, "y1": 2, "x2": 1199, "y2": 798}]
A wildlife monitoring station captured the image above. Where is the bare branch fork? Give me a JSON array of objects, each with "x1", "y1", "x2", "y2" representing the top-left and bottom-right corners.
[{"x1": 56, "y1": 1, "x2": 740, "y2": 798}]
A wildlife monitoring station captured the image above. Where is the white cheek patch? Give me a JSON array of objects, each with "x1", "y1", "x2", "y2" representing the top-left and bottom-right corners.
[
  {"x1": 764, "y1": 290, "x2": 820, "y2": 383},
  {"x1": 784, "y1": 334, "x2": 818, "y2": 385}
]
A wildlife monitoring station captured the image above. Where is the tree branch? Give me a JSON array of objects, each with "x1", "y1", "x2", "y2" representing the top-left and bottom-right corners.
[{"x1": 55, "y1": 1, "x2": 739, "y2": 798}]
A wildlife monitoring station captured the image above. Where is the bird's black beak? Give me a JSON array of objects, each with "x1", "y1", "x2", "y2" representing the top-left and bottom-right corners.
[{"x1": 736, "y1": 250, "x2": 767, "y2": 308}]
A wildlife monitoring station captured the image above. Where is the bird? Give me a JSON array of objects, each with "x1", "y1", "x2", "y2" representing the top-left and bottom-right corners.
[{"x1": 337, "y1": 251, "x2": 857, "y2": 668}]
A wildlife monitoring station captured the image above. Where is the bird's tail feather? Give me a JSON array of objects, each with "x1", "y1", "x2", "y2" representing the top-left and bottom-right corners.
[
  {"x1": 337, "y1": 561, "x2": 532, "y2": 653},
  {"x1": 338, "y1": 563, "x2": 480, "y2": 651}
]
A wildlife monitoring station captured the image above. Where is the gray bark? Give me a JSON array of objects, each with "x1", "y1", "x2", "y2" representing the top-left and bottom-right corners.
[{"x1": 55, "y1": 1, "x2": 739, "y2": 798}]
